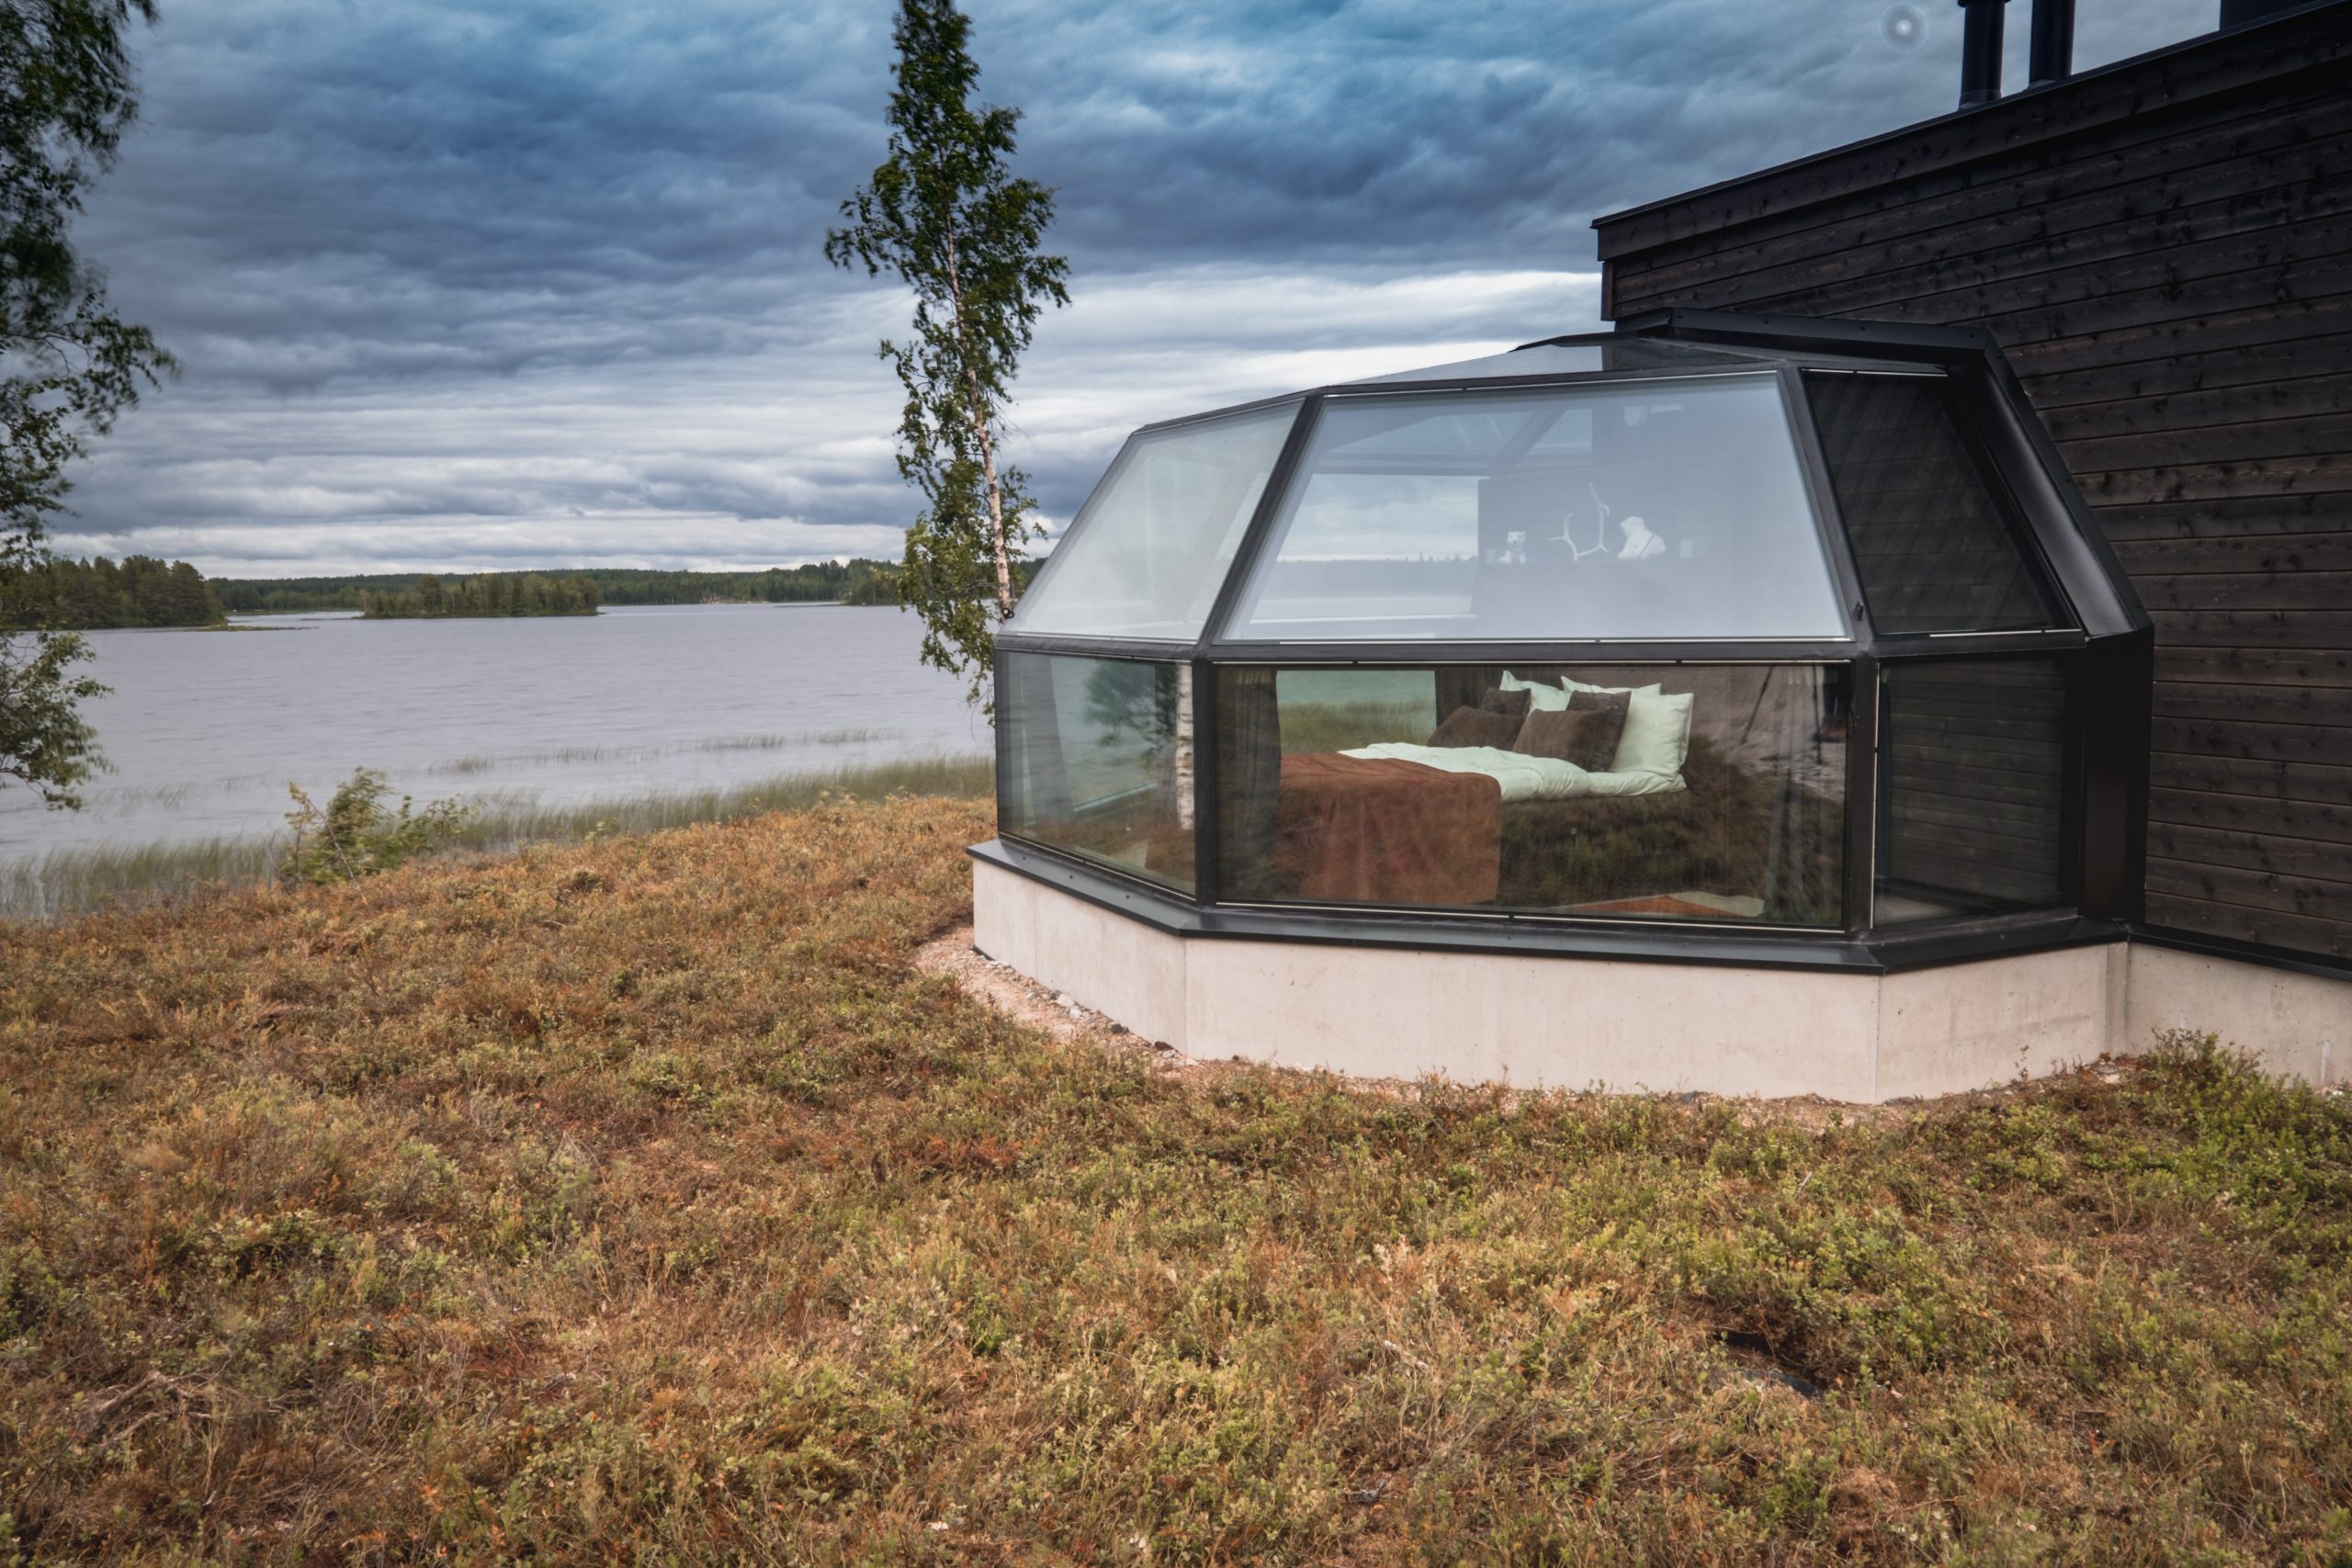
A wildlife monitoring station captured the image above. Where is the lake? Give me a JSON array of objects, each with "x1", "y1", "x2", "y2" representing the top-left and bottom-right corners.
[{"x1": 0, "y1": 604, "x2": 990, "y2": 862}]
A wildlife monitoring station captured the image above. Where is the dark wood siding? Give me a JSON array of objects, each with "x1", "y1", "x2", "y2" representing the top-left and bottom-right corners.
[{"x1": 1597, "y1": 3, "x2": 2352, "y2": 963}]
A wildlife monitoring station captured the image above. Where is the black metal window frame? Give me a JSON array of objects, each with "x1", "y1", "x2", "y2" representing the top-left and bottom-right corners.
[
  {"x1": 1867, "y1": 648, "x2": 2087, "y2": 933},
  {"x1": 988, "y1": 312, "x2": 2152, "y2": 971}
]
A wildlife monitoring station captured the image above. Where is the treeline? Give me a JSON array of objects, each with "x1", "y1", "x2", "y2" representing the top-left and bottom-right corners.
[
  {"x1": 1, "y1": 556, "x2": 224, "y2": 629},
  {"x1": 594, "y1": 561, "x2": 902, "y2": 606},
  {"x1": 214, "y1": 560, "x2": 904, "y2": 615},
  {"x1": 362, "y1": 572, "x2": 601, "y2": 619}
]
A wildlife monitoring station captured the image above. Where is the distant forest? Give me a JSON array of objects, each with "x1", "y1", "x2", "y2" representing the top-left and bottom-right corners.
[
  {"x1": 1, "y1": 556, "x2": 225, "y2": 629},
  {"x1": 361, "y1": 572, "x2": 602, "y2": 619},
  {"x1": 214, "y1": 560, "x2": 904, "y2": 615}
]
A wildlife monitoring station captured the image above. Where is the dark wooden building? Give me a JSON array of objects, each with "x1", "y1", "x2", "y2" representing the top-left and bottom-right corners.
[{"x1": 1595, "y1": 0, "x2": 2352, "y2": 971}]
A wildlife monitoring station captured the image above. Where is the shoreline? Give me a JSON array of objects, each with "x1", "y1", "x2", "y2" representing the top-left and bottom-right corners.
[{"x1": 0, "y1": 751, "x2": 992, "y2": 921}]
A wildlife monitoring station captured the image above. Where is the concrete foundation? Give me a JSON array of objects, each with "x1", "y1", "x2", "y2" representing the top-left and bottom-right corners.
[{"x1": 973, "y1": 858, "x2": 2348, "y2": 1101}]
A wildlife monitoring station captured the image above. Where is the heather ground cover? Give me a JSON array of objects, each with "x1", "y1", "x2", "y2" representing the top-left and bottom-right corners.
[{"x1": 0, "y1": 794, "x2": 2346, "y2": 1563}]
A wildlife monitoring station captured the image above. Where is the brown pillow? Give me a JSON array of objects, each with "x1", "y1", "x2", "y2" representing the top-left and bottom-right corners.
[
  {"x1": 1477, "y1": 686, "x2": 1532, "y2": 724},
  {"x1": 1513, "y1": 689, "x2": 1630, "y2": 771},
  {"x1": 1426, "y1": 705, "x2": 1519, "y2": 750}
]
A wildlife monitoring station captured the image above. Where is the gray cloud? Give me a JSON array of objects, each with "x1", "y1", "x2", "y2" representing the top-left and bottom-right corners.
[{"x1": 59, "y1": 0, "x2": 2216, "y2": 575}]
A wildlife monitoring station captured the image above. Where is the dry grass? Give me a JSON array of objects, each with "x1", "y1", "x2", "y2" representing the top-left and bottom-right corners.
[{"x1": 0, "y1": 795, "x2": 2348, "y2": 1563}]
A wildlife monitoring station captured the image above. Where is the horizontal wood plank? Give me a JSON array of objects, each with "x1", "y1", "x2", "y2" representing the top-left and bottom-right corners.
[
  {"x1": 2146, "y1": 855, "x2": 2352, "y2": 919},
  {"x1": 2148, "y1": 752, "x2": 2352, "y2": 806},
  {"x1": 2039, "y1": 367, "x2": 2349, "y2": 440},
  {"x1": 2062, "y1": 413, "x2": 2352, "y2": 475},
  {"x1": 2091, "y1": 492, "x2": 2352, "y2": 542},
  {"x1": 2142, "y1": 892, "x2": 2352, "y2": 960},
  {"x1": 2004, "y1": 290, "x2": 2352, "y2": 382},
  {"x1": 2135, "y1": 570, "x2": 2352, "y2": 612},
  {"x1": 2148, "y1": 787, "x2": 2352, "y2": 846},
  {"x1": 2079, "y1": 453, "x2": 2352, "y2": 508},
  {"x1": 2116, "y1": 532, "x2": 2352, "y2": 577},
  {"x1": 2153, "y1": 715, "x2": 2346, "y2": 761},
  {"x1": 1741, "y1": 214, "x2": 2352, "y2": 334},
  {"x1": 2149, "y1": 820, "x2": 2352, "y2": 875},
  {"x1": 2152, "y1": 646, "x2": 2352, "y2": 688},
  {"x1": 2154, "y1": 680, "x2": 2352, "y2": 728}
]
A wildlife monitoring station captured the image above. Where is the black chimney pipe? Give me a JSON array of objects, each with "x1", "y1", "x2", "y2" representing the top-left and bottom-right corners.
[
  {"x1": 2028, "y1": 0, "x2": 2075, "y2": 85},
  {"x1": 1957, "y1": 0, "x2": 2010, "y2": 108}
]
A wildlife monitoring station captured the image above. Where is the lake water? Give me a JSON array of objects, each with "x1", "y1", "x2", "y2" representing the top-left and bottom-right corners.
[{"x1": 0, "y1": 604, "x2": 990, "y2": 861}]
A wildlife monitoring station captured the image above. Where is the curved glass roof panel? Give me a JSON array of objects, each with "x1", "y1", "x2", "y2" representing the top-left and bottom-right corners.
[
  {"x1": 1011, "y1": 401, "x2": 1297, "y2": 641},
  {"x1": 1222, "y1": 373, "x2": 1849, "y2": 643}
]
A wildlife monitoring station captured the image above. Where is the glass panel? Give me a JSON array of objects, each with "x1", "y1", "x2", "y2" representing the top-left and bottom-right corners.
[
  {"x1": 1878, "y1": 659, "x2": 2068, "y2": 923},
  {"x1": 999, "y1": 652, "x2": 1194, "y2": 890},
  {"x1": 1349, "y1": 338, "x2": 1770, "y2": 384},
  {"x1": 1805, "y1": 372, "x2": 2061, "y2": 634},
  {"x1": 1215, "y1": 662, "x2": 1846, "y2": 924},
  {"x1": 1011, "y1": 404, "x2": 1297, "y2": 640},
  {"x1": 1224, "y1": 376, "x2": 1848, "y2": 642}
]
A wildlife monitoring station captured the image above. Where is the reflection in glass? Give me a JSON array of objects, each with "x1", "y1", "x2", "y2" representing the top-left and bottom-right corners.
[
  {"x1": 1011, "y1": 404, "x2": 1297, "y2": 640},
  {"x1": 1224, "y1": 376, "x2": 1848, "y2": 642},
  {"x1": 1879, "y1": 659, "x2": 2067, "y2": 922},
  {"x1": 999, "y1": 653, "x2": 1194, "y2": 890},
  {"x1": 1805, "y1": 372, "x2": 2060, "y2": 634},
  {"x1": 1215, "y1": 663, "x2": 1847, "y2": 923},
  {"x1": 1348, "y1": 338, "x2": 1770, "y2": 384}
]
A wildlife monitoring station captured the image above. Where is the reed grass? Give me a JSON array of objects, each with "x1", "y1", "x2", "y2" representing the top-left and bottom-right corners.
[
  {"x1": 424, "y1": 728, "x2": 896, "y2": 776},
  {"x1": 0, "y1": 753, "x2": 994, "y2": 921},
  {"x1": 447, "y1": 753, "x2": 994, "y2": 849},
  {"x1": 0, "y1": 835, "x2": 285, "y2": 921}
]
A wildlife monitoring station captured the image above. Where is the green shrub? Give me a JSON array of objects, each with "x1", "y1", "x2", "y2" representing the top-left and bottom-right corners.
[{"x1": 282, "y1": 767, "x2": 477, "y2": 885}]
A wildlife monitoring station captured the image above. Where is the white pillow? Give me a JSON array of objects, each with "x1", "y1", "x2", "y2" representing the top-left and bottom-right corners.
[
  {"x1": 1611, "y1": 687, "x2": 1695, "y2": 775},
  {"x1": 1498, "y1": 670, "x2": 1570, "y2": 711},
  {"x1": 1560, "y1": 676, "x2": 1692, "y2": 774}
]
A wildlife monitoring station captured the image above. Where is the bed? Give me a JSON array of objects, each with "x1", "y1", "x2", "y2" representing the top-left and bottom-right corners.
[{"x1": 1239, "y1": 672, "x2": 1842, "y2": 921}]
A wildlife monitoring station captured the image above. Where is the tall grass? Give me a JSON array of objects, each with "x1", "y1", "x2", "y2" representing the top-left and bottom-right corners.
[
  {"x1": 0, "y1": 836, "x2": 287, "y2": 922},
  {"x1": 0, "y1": 752, "x2": 993, "y2": 920},
  {"x1": 448, "y1": 752, "x2": 993, "y2": 848},
  {"x1": 424, "y1": 728, "x2": 898, "y2": 775}
]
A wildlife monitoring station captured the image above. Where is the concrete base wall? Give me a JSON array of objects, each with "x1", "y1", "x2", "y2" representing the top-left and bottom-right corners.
[
  {"x1": 973, "y1": 860, "x2": 2348, "y2": 1101},
  {"x1": 2124, "y1": 943, "x2": 2346, "y2": 1089}
]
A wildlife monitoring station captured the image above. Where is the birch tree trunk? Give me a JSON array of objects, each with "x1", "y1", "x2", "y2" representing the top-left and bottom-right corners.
[{"x1": 944, "y1": 224, "x2": 1016, "y2": 620}]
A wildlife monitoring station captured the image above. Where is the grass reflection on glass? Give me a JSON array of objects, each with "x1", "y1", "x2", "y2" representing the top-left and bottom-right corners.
[{"x1": 1278, "y1": 701, "x2": 1435, "y2": 754}]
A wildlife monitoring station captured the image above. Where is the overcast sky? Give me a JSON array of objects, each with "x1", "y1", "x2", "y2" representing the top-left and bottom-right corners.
[{"x1": 61, "y1": 0, "x2": 2216, "y2": 578}]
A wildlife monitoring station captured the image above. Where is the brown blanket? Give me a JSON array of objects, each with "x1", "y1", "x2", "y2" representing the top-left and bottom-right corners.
[{"x1": 1272, "y1": 753, "x2": 1502, "y2": 905}]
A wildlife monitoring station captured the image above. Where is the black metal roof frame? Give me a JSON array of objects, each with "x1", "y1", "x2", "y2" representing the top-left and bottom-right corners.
[
  {"x1": 1000, "y1": 312, "x2": 2148, "y2": 666},
  {"x1": 989, "y1": 310, "x2": 2155, "y2": 964}
]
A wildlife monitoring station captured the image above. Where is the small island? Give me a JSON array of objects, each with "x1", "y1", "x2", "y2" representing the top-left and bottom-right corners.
[{"x1": 361, "y1": 571, "x2": 601, "y2": 618}]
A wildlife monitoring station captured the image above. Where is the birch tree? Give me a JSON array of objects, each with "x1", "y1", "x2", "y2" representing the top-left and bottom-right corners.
[{"x1": 825, "y1": 0, "x2": 1068, "y2": 705}]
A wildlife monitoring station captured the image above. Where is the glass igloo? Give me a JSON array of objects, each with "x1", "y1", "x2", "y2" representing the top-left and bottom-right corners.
[{"x1": 985, "y1": 313, "x2": 2151, "y2": 971}]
